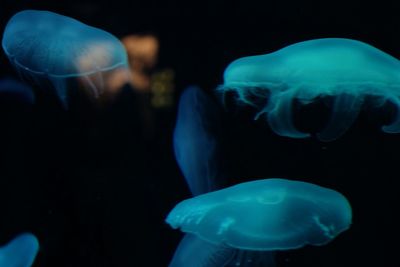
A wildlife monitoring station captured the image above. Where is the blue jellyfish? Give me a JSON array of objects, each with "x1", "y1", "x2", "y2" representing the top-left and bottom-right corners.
[
  {"x1": 0, "y1": 233, "x2": 39, "y2": 267},
  {"x1": 1, "y1": 10, "x2": 129, "y2": 107},
  {"x1": 169, "y1": 233, "x2": 236, "y2": 267},
  {"x1": 166, "y1": 178, "x2": 352, "y2": 266},
  {"x1": 0, "y1": 78, "x2": 35, "y2": 104},
  {"x1": 173, "y1": 86, "x2": 225, "y2": 196},
  {"x1": 172, "y1": 86, "x2": 235, "y2": 266},
  {"x1": 219, "y1": 38, "x2": 400, "y2": 141}
]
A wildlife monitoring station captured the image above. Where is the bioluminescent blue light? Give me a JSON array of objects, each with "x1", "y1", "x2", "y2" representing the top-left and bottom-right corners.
[
  {"x1": 220, "y1": 38, "x2": 400, "y2": 141},
  {"x1": 0, "y1": 233, "x2": 39, "y2": 267},
  {"x1": 169, "y1": 233, "x2": 277, "y2": 267},
  {"x1": 173, "y1": 86, "x2": 224, "y2": 196},
  {"x1": 1, "y1": 10, "x2": 129, "y2": 107},
  {"x1": 172, "y1": 86, "x2": 236, "y2": 265},
  {"x1": 166, "y1": 178, "x2": 352, "y2": 251},
  {"x1": 169, "y1": 233, "x2": 235, "y2": 267},
  {"x1": 0, "y1": 78, "x2": 34, "y2": 104}
]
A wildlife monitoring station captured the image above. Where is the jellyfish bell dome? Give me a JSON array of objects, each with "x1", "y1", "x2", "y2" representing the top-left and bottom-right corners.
[
  {"x1": 166, "y1": 178, "x2": 352, "y2": 252},
  {"x1": 220, "y1": 38, "x2": 400, "y2": 141},
  {"x1": 0, "y1": 233, "x2": 39, "y2": 267},
  {"x1": 1, "y1": 10, "x2": 130, "y2": 107}
]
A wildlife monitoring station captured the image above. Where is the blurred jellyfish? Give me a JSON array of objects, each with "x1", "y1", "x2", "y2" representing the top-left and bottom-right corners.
[
  {"x1": 0, "y1": 78, "x2": 34, "y2": 105},
  {"x1": 0, "y1": 233, "x2": 39, "y2": 267},
  {"x1": 220, "y1": 38, "x2": 400, "y2": 141},
  {"x1": 173, "y1": 86, "x2": 225, "y2": 196},
  {"x1": 166, "y1": 178, "x2": 352, "y2": 266},
  {"x1": 171, "y1": 86, "x2": 233, "y2": 266},
  {"x1": 2, "y1": 10, "x2": 130, "y2": 107}
]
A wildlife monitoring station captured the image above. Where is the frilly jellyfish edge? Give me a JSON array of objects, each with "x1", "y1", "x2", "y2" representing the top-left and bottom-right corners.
[
  {"x1": 1, "y1": 9, "x2": 129, "y2": 107},
  {"x1": 166, "y1": 178, "x2": 352, "y2": 266},
  {"x1": 218, "y1": 38, "x2": 400, "y2": 141}
]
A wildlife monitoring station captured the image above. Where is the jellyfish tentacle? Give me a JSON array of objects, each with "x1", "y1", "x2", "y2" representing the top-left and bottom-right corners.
[
  {"x1": 230, "y1": 250, "x2": 276, "y2": 267},
  {"x1": 264, "y1": 91, "x2": 310, "y2": 138},
  {"x1": 51, "y1": 77, "x2": 68, "y2": 107},
  {"x1": 94, "y1": 67, "x2": 105, "y2": 95},
  {"x1": 317, "y1": 93, "x2": 363, "y2": 141},
  {"x1": 83, "y1": 74, "x2": 101, "y2": 98}
]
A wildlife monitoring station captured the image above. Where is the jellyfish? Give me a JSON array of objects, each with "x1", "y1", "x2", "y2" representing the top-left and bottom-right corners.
[
  {"x1": 173, "y1": 86, "x2": 225, "y2": 196},
  {"x1": 166, "y1": 178, "x2": 352, "y2": 266},
  {"x1": 1, "y1": 10, "x2": 129, "y2": 107},
  {"x1": 169, "y1": 233, "x2": 236, "y2": 267},
  {"x1": 172, "y1": 86, "x2": 234, "y2": 266},
  {"x1": 0, "y1": 78, "x2": 34, "y2": 105},
  {"x1": 219, "y1": 38, "x2": 400, "y2": 141},
  {"x1": 0, "y1": 233, "x2": 39, "y2": 267}
]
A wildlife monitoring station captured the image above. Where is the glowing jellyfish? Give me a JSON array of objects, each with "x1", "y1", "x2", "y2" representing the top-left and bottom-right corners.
[
  {"x1": 169, "y1": 233, "x2": 236, "y2": 267},
  {"x1": 1, "y1": 10, "x2": 129, "y2": 107},
  {"x1": 174, "y1": 86, "x2": 225, "y2": 196},
  {"x1": 0, "y1": 233, "x2": 39, "y2": 267},
  {"x1": 172, "y1": 86, "x2": 233, "y2": 266},
  {"x1": 166, "y1": 178, "x2": 352, "y2": 266},
  {"x1": 220, "y1": 38, "x2": 400, "y2": 141}
]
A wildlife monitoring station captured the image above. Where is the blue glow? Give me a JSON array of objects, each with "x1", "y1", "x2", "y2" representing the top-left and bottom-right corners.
[
  {"x1": 220, "y1": 38, "x2": 400, "y2": 141},
  {"x1": 0, "y1": 233, "x2": 39, "y2": 267},
  {"x1": 169, "y1": 233, "x2": 235, "y2": 267},
  {"x1": 0, "y1": 78, "x2": 34, "y2": 104},
  {"x1": 1, "y1": 10, "x2": 128, "y2": 106},
  {"x1": 166, "y1": 178, "x2": 352, "y2": 251},
  {"x1": 173, "y1": 86, "x2": 224, "y2": 196}
]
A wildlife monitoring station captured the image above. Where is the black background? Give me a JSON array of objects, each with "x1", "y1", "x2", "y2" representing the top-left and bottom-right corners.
[{"x1": 0, "y1": 1, "x2": 400, "y2": 266}]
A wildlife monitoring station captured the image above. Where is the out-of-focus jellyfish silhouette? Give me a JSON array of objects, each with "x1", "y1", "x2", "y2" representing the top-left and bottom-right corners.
[
  {"x1": 0, "y1": 78, "x2": 34, "y2": 105},
  {"x1": 1, "y1": 10, "x2": 129, "y2": 107},
  {"x1": 166, "y1": 178, "x2": 352, "y2": 266},
  {"x1": 171, "y1": 86, "x2": 233, "y2": 266},
  {"x1": 173, "y1": 86, "x2": 225, "y2": 196},
  {"x1": 0, "y1": 233, "x2": 39, "y2": 267},
  {"x1": 220, "y1": 38, "x2": 400, "y2": 141}
]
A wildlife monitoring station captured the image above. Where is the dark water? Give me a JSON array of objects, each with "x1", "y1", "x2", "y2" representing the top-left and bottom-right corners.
[
  {"x1": 1, "y1": 1, "x2": 400, "y2": 265},
  {"x1": 0, "y1": 81, "x2": 398, "y2": 267}
]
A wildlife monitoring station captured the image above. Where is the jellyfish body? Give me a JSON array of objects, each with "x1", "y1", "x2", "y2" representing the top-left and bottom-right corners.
[
  {"x1": 172, "y1": 86, "x2": 237, "y2": 266},
  {"x1": 220, "y1": 38, "x2": 400, "y2": 141},
  {"x1": 166, "y1": 178, "x2": 352, "y2": 253},
  {"x1": 173, "y1": 86, "x2": 225, "y2": 196},
  {"x1": 169, "y1": 233, "x2": 235, "y2": 267},
  {"x1": 1, "y1": 10, "x2": 129, "y2": 107},
  {"x1": 0, "y1": 233, "x2": 39, "y2": 267}
]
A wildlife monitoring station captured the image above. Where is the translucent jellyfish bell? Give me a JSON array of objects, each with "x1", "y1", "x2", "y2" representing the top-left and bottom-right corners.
[
  {"x1": 220, "y1": 38, "x2": 400, "y2": 141},
  {"x1": 1, "y1": 10, "x2": 129, "y2": 107},
  {"x1": 173, "y1": 86, "x2": 225, "y2": 196},
  {"x1": 169, "y1": 233, "x2": 236, "y2": 267},
  {"x1": 166, "y1": 178, "x2": 352, "y2": 266},
  {"x1": 0, "y1": 233, "x2": 39, "y2": 267}
]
